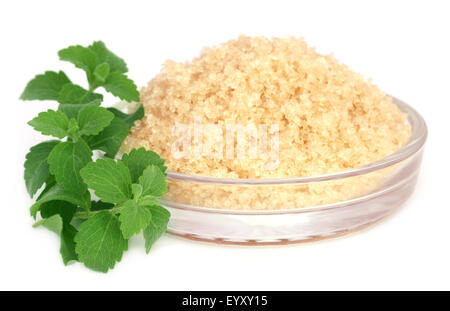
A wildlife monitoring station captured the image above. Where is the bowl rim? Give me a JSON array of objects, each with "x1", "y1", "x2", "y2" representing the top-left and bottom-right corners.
[
  {"x1": 166, "y1": 96, "x2": 427, "y2": 185},
  {"x1": 160, "y1": 166, "x2": 419, "y2": 215}
]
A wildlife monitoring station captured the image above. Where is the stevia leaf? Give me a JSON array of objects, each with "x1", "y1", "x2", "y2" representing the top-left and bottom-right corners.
[
  {"x1": 86, "y1": 116, "x2": 129, "y2": 158},
  {"x1": 28, "y1": 110, "x2": 69, "y2": 139},
  {"x1": 78, "y1": 105, "x2": 114, "y2": 136},
  {"x1": 24, "y1": 140, "x2": 59, "y2": 197},
  {"x1": 47, "y1": 140, "x2": 92, "y2": 195},
  {"x1": 121, "y1": 147, "x2": 167, "y2": 183},
  {"x1": 107, "y1": 105, "x2": 144, "y2": 128},
  {"x1": 31, "y1": 184, "x2": 90, "y2": 218},
  {"x1": 57, "y1": 83, "x2": 103, "y2": 105},
  {"x1": 80, "y1": 158, "x2": 132, "y2": 204},
  {"x1": 39, "y1": 200, "x2": 77, "y2": 224},
  {"x1": 60, "y1": 224, "x2": 78, "y2": 265},
  {"x1": 138, "y1": 195, "x2": 159, "y2": 207},
  {"x1": 20, "y1": 71, "x2": 71, "y2": 101},
  {"x1": 41, "y1": 214, "x2": 63, "y2": 235},
  {"x1": 74, "y1": 211, "x2": 128, "y2": 273},
  {"x1": 66, "y1": 118, "x2": 82, "y2": 141},
  {"x1": 88, "y1": 41, "x2": 128, "y2": 73},
  {"x1": 118, "y1": 199, "x2": 152, "y2": 239},
  {"x1": 93, "y1": 62, "x2": 110, "y2": 82},
  {"x1": 138, "y1": 165, "x2": 167, "y2": 198},
  {"x1": 90, "y1": 200, "x2": 114, "y2": 211},
  {"x1": 103, "y1": 72, "x2": 140, "y2": 102},
  {"x1": 58, "y1": 45, "x2": 97, "y2": 76},
  {"x1": 40, "y1": 214, "x2": 78, "y2": 265},
  {"x1": 131, "y1": 184, "x2": 143, "y2": 199},
  {"x1": 37, "y1": 175, "x2": 57, "y2": 200},
  {"x1": 58, "y1": 101, "x2": 101, "y2": 120},
  {"x1": 143, "y1": 205, "x2": 170, "y2": 253}
]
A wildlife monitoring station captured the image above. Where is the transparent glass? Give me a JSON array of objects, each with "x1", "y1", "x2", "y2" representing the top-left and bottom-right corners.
[{"x1": 159, "y1": 97, "x2": 427, "y2": 244}]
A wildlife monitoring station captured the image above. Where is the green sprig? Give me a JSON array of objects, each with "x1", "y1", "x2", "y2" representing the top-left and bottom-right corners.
[{"x1": 21, "y1": 41, "x2": 170, "y2": 273}]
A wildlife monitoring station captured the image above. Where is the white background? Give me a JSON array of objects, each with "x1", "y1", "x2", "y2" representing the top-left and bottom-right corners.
[{"x1": 1, "y1": 0, "x2": 449, "y2": 290}]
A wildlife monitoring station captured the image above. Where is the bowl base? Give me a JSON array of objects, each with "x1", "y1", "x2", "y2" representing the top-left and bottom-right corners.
[{"x1": 167, "y1": 217, "x2": 384, "y2": 246}]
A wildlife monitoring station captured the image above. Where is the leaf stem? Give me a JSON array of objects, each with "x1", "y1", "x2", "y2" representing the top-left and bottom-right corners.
[
  {"x1": 73, "y1": 210, "x2": 97, "y2": 219},
  {"x1": 73, "y1": 205, "x2": 123, "y2": 219},
  {"x1": 111, "y1": 206, "x2": 123, "y2": 215},
  {"x1": 32, "y1": 219, "x2": 45, "y2": 228}
]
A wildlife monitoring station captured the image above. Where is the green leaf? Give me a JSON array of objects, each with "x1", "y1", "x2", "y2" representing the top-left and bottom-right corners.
[
  {"x1": 56, "y1": 84, "x2": 103, "y2": 121},
  {"x1": 39, "y1": 200, "x2": 79, "y2": 266},
  {"x1": 131, "y1": 184, "x2": 143, "y2": 199},
  {"x1": 37, "y1": 175, "x2": 57, "y2": 200},
  {"x1": 66, "y1": 118, "x2": 81, "y2": 141},
  {"x1": 118, "y1": 200, "x2": 152, "y2": 239},
  {"x1": 58, "y1": 101, "x2": 101, "y2": 120},
  {"x1": 77, "y1": 105, "x2": 114, "y2": 136},
  {"x1": 103, "y1": 72, "x2": 140, "y2": 102},
  {"x1": 88, "y1": 41, "x2": 128, "y2": 73},
  {"x1": 24, "y1": 140, "x2": 59, "y2": 197},
  {"x1": 57, "y1": 83, "x2": 103, "y2": 105},
  {"x1": 20, "y1": 71, "x2": 71, "y2": 101},
  {"x1": 74, "y1": 211, "x2": 128, "y2": 273},
  {"x1": 58, "y1": 45, "x2": 97, "y2": 75},
  {"x1": 121, "y1": 147, "x2": 167, "y2": 183},
  {"x1": 91, "y1": 200, "x2": 114, "y2": 211},
  {"x1": 107, "y1": 105, "x2": 144, "y2": 128},
  {"x1": 28, "y1": 110, "x2": 69, "y2": 139},
  {"x1": 138, "y1": 195, "x2": 159, "y2": 207},
  {"x1": 47, "y1": 140, "x2": 92, "y2": 195},
  {"x1": 40, "y1": 214, "x2": 78, "y2": 265},
  {"x1": 40, "y1": 200, "x2": 77, "y2": 224},
  {"x1": 60, "y1": 224, "x2": 78, "y2": 265},
  {"x1": 86, "y1": 116, "x2": 129, "y2": 158},
  {"x1": 138, "y1": 165, "x2": 167, "y2": 197},
  {"x1": 41, "y1": 214, "x2": 63, "y2": 234},
  {"x1": 31, "y1": 184, "x2": 90, "y2": 218},
  {"x1": 143, "y1": 205, "x2": 170, "y2": 253},
  {"x1": 80, "y1": 158, "x2": 132, "y2": 204},
  {"x1": 93, "y1": 62, "x2": 110, "y2": 82}
]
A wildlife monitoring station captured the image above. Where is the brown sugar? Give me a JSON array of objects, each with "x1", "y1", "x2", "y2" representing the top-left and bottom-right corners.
[{"x1": 122, "y1": 36, "x2": 411, "y2": 210}]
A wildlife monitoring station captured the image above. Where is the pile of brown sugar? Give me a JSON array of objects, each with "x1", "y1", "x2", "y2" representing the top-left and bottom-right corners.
[{"x1": 122, "y1": 36, "x2": 411, "y2": 210}]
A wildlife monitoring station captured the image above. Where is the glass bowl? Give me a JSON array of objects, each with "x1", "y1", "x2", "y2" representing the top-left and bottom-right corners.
[{"x1": 158, "y1": 97, "x2": 427, "y2": 245}]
